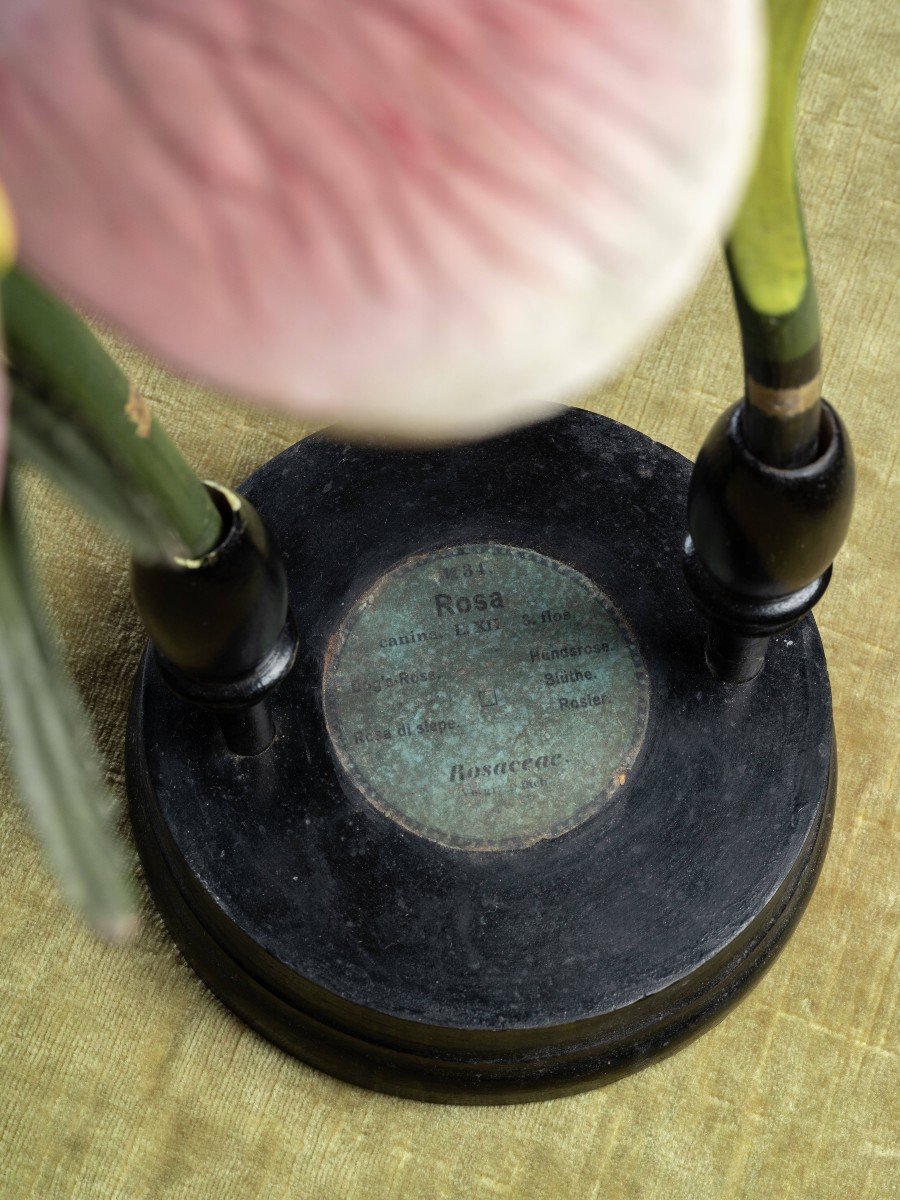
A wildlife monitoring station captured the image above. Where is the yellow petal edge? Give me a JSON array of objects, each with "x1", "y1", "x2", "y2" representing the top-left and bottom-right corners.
[{"x1": 0, "y1": 180, "x2": 17, "y2": 274}]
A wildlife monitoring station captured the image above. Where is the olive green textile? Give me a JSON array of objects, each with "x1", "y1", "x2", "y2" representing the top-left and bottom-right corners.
[{"x1": 1, "y1": 1, "x2": 897, "y2": 1195}]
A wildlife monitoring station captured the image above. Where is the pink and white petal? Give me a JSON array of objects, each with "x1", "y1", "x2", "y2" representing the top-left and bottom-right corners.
[{"x1": 0, "y1": 1, "x2": 762, "y2": 440}]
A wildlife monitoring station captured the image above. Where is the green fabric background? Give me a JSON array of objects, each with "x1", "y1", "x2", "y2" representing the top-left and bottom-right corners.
[{"x1": 1, "y1": 2, "x2": 897, "y2": 1196}]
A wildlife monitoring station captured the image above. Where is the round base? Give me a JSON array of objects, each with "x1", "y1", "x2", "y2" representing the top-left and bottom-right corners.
[{"x1": 126, "y1": 409, "x2": 836, "y2": 1104}]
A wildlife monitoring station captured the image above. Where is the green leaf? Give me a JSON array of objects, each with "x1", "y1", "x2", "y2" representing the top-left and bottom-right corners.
[
  {"x1": 2, "y1": 268, "x2": 221, "y2": 563},
  {"x1": 0, "y1": 476, "x2": 138, "y2": 940}
]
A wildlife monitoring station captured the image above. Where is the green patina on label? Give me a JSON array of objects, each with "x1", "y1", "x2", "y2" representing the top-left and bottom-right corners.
[{"x1": 323, "y1": 544, "x2": 649, "y2": 850}]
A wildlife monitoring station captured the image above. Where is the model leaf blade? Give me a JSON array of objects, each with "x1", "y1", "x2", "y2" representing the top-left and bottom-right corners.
[{"x1": 0, "y1": 480, "x2": 137, "y2": 940}]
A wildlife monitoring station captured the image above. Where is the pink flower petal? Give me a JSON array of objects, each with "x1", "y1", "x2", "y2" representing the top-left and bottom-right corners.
[{"x1": 0, "y1": 1, "x2": 761, "y2": 439}]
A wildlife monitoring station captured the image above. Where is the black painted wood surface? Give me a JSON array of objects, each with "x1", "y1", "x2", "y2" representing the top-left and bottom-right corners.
[{"x1": 126, "y1": 408, "x2": 835, "y2": 1103}]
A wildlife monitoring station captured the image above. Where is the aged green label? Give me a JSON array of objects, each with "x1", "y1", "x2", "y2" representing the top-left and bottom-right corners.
[{"x1": 323, "y1": 544, "x2": 649, "y2": 850}]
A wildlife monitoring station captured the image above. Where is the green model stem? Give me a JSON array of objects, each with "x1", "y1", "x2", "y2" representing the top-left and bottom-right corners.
[
  {"x1": 1, "y1": 269, "x2": 222, "y2": 562},
  {"x1": 0, "y1": 267, "x2": 225, "y2": 939},
  {"x1": 726, "y1": 0, "x2": 823, "y2": 468}
]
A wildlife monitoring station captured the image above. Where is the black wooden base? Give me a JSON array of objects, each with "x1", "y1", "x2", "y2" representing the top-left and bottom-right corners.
[{"x1": 126, "y1": 409, "x2": 836, "y2": 1104}]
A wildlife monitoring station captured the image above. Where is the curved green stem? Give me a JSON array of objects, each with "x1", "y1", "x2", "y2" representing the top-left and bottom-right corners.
[
  {"x1": 726, "y1": 0, "x2": 823, "y2": 466},
  {"x1": 1, "y1": 268, "x2": 221, "y2": 563}
]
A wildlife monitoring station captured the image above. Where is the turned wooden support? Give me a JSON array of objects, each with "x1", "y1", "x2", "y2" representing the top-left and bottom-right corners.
[
  {"x1": 684, "y1": 399, "x2": 854, "y2": 682},
  {"x1": 131, "y1": 483, "x2": 298, "y2": 754}
]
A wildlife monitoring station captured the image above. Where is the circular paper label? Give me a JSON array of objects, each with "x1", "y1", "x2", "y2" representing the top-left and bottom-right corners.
[{"x1": 323, "y1": 544, "x2": 649, "y2": 850}]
